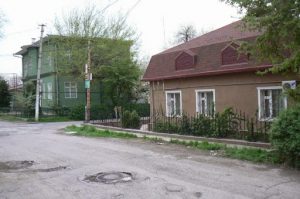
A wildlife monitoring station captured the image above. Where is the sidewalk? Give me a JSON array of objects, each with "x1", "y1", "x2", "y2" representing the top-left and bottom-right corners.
[{"x1": 88, "y1": 123, "x2": 271, "y2": 149}]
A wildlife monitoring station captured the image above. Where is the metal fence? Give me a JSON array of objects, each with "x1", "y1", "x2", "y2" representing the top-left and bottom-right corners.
[{"x1": 149, "y1": 108, "x2": 271, "y2": 142}]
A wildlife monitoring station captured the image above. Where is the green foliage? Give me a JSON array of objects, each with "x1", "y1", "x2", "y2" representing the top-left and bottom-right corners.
[
  {"x1": 123, "y1": 103, "x2": 150, "y2": 117},
  {"x1": 121, "y1": 110, "x2": 140, "y2": 129},
  {"x1": 170, "y1": 139, "x2": 224, "y2": 150},
  {"x1": 154, "y1": 108, "x2": 240, "y2": 138},
  {"x1": 270, "y1": 105, "x2": 300, "y2": 168},
  {"x1": 69, "y1": 105, "x2": 85, "y2": 120},
  {"x1": 0, "y1": 78, "x2": 11, "y2": 108},
  {"x1": 153, "y1": 119, "x2": 181, "y2": 134},
  {"x1": 100, "y1": 57, "x2": 141, "y2": 107},
  {"x1": 224, "y1": 147, "x2": 281, "y2": 164},
  {"x1": 191, "y1": 114, "x2": 214, "y2": 136},
  {"x1": 65, "y1": 125, "x2": 137, "y2": 138},
  {"x1": 222, "y1": 0, "x2": 300, "y2": 101}
]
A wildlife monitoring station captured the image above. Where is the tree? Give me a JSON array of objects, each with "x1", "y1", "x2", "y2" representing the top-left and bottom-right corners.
[
  {"x1": 0, "y1": 78, "x2": 11, "y2": 108},
  {"x1": 175, "y1": 25, "x2": 197, "y2": 44},
  {"x1": 53, "y1": 5, "x2": 141, "y2": 106},
  {"x1": 222, "y1": 0, "x2": 300, "y2": 101}
]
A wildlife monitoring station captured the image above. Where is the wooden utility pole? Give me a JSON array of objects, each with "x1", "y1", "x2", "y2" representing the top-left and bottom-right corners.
[
  {"x1": 35, "y1": 24, "x2": 46, "y2": 121},
  {"x1": 85, "y1": 39, "x2": 91, "y2": 122}
]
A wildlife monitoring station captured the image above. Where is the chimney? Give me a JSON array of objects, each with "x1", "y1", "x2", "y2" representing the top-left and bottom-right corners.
[{"x1": 32, "y1": 38, "x2": 36, "y2": 44}]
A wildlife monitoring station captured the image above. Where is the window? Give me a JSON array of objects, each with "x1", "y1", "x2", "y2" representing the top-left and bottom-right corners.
[
  {"x1": 42, "y1": 83, "x2": 46, "y2": 99},
  {"x1": 47, "y1": 82, "x2": 53, "y2": 100},
  {"x1": 166, "y1": 91, "x2": 182, "y2": 117},
  {"x1": 257, "y1": 86, "x2": 286, "y2": 120},
  {"x1": 196, "y1": 89, "x2": 215, "y2": 116},
  {"x1": 65, "y1": 82, "x2": 77, "y2": 99}
]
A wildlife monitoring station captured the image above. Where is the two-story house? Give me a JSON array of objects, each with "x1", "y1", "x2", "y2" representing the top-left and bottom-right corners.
[{"x1": 15, "y1": 35, "x2": 131, "y2": 109}]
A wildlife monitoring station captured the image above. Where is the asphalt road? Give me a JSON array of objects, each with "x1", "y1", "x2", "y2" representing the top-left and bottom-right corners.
[{"x1": 0, "y1": 121, "x2": 299, "y2": 199}]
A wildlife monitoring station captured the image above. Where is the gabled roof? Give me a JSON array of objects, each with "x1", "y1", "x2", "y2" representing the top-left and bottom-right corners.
[{"x1": 143, "y1": 20, "x2": 267, "y2": 81}]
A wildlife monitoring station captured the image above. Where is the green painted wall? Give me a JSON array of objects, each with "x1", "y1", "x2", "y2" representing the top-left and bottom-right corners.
[
  {"x1": 57, "y1": 77, "x2": 103, "y2": 108},
  {"x1": 40, "y1": 75, "x2": 56, "y2": 108},
  {"x1": 22, "y1": 48, "x2": 38, "y2": 80}
]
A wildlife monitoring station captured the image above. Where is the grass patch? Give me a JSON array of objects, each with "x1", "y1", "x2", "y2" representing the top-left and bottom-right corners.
[
  {"x1": 143, "y1": 136, "x2": 164, "y2": 143},
  {"x1": 224, "y1": 147, "x2": 281, "y2": 164},
  {"x1": 0, "y1": 115, "x2": 27, "y2": 122},
  {"x1": 0, "y1": 115, "x2": 74, "y2": 123},
  {"x1": 65, "y1": 125, "x2": 282, "y2": 165},
  {"x1": 29, "y1": 117, "x2": 73, "y2": 122},
  {"x1": 65, "y1": 125, "x2": 137, "y2": 139},
  {"x1": 170, "y1": 139, "x2": 225, "y2": 151}
]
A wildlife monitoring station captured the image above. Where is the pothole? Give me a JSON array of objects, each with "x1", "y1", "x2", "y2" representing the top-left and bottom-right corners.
[
  {"x1": 83, "y1": 172, "x2": 134, "y2": 184},
  {"x1": 165, "y1": 184, "x2": 183, "y2": 192},
  {"x1": 0, "y1": 160, "x2": 34, "y2": 171},
  {"x1": 33, "y1": 166, "x2": 68, "y2": 172}
]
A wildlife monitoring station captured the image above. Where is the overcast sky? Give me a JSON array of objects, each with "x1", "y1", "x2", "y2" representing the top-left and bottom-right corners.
[{"x1": 0, "y1": 0, "x2": 241, "y2": 75}]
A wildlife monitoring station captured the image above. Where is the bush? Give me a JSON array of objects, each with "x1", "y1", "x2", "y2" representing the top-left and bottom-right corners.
[
  {"x1": 121, "y1": 110, "x2": 140, "y2": 129},
  {"x1": 191, "y1": 114, "x2": 214, "y2": 136},
  {"x1": 153, "y1": 120, "x2": 181, "y2": 134},
  {"x1": 69, "y1": 105, "x2": 85, "y2": 120},
  {"x1": 123, "y1": 103, "x2": 150, "y2": 117},
  {"x1": 270, "y1": 105, "x2": 300, "y2": 168}
]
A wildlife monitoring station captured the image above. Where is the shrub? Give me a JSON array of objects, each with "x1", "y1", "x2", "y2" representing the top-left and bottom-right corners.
[
  {"x1": 270, "y1": 105, "x2": 300, "y2": 168},
  {"x1": 191, "y1": 114, "x2": 214, "y2": 136},
  {"x1": 123, "y1": 103, "x2": 150, "y2": 117},
  {"x1": 153, "y1": 119, "x2": 181, "y2": 134},
  {"x1": 69, "y1": 105, "x2": 85, "y2": 120},
  {"x1": 121, "y1": 110, "x2": 140, "y2": 129}
]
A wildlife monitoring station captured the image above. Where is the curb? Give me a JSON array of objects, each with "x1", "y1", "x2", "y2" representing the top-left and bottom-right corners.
[{"x1": 88, "y1": 123, "x2": 271, "y2": 149}]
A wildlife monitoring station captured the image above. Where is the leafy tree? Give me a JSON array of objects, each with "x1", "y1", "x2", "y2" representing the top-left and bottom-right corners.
[
  {"x1": 222, "y1": 0, "x2": 300, "y2": 101},
  {"x1": 175, "y1": 24, "x2": 197, "y2": 43},
  {"x1": 0, "y1": 78, "x2": 11, "y2": 107},
  {"x1": 15, "y1": 81, "x2": 35, "y2": 110},
  {"x1": 53, "y1": 5, "x2": 141, "y2": 106}
]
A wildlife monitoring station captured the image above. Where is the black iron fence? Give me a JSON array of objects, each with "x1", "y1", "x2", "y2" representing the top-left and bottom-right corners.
[
  {"x1": 92, "y1": 108, "x2": 271, "y2": 142},
  {"x1": 149, "y1": 108, "x2": 271, "y2": 142}
]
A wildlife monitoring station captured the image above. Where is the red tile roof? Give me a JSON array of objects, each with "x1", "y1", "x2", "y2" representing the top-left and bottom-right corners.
[{"x1": 143, "y1": 20, "x2": 268, "y2": 81}]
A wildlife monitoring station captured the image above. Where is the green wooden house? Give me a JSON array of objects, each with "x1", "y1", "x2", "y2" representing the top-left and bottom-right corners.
[{"x1": 15, "y1": 35, "x2": 130, "y2": 109}]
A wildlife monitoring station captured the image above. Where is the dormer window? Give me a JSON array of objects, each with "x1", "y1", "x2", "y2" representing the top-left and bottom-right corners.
[
  {"x1": 175, "y1": 50, "x2": 197, "y2": 70},
  {"x1": 221, "y1": 42, "x2": 248, "y2": 65}
]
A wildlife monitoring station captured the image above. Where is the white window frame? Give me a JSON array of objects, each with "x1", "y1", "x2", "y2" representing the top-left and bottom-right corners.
[
  {"x1": 165, "y1": 90, "x2": 182, "y2": 117},
  {"x1": 47, "y1": 82, "x2": 53, "y2": 100},
  {"x1": 257, "y1": 86, "x2": 287, "y2": 121},
  {"x1": 64, "y1": 82, "x2": 77, "y2": 99},
  {"x1": 195, "y1": 89, "x2": 216, "y2": 116}
]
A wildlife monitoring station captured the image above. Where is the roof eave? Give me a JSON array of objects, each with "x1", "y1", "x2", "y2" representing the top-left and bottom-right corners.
[{"x1": 142, "y1": 65, "x2": 272, "y2": 81}]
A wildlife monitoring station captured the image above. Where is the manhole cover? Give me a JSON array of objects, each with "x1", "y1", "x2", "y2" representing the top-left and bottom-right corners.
[
  {"x1": 0, "y1": 160, "x2": 34, "y2": 171},
  {"x1": 84, "y1": 172, "x2": 133, "y2": 184}
]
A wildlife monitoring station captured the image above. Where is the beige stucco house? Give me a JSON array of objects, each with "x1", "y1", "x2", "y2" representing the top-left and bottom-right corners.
[{"x1": 143, "y1": 21, "x2": 299, "y2": 120}]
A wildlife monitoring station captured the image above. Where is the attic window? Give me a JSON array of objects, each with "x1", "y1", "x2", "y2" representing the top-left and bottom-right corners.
[
  {"x1": 175, "y1": 50, "x2": 197, "y2": 70},
  {"x1": 221, "y1": 42, "x2": 248, "y2": 65}
]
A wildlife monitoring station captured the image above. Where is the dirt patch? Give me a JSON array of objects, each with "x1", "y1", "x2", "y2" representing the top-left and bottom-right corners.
[
  {"x1": 83, "y1": 172, "x2": 134, "y2": 184},
  {"x1": 0, "y1": 160, "x2": 34, "y2": 171}
]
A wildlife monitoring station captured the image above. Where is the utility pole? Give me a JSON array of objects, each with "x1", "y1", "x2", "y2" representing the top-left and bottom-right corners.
[
  {"x1": 35, "y1": 24, "x2": 46, "y2": 121},
  {"x1": 85, "y1": 39, "x2": 91, "y2": 122}
]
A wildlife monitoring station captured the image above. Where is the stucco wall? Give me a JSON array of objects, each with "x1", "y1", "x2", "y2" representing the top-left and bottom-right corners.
[{"x1": 150, "y1": 72, "x2": 300, "y2": 117}]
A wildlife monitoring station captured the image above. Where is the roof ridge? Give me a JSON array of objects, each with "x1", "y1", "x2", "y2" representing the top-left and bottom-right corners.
[{"x1": 157, "y1": 20, "x2": 258, "y2": 56}]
